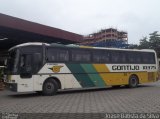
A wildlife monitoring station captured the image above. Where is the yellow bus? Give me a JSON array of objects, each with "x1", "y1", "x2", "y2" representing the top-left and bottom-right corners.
[{"x1": 5, "y1": 43, "x2": 159, "y2": 95}]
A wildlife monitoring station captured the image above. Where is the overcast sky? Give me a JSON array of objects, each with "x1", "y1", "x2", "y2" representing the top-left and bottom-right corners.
[{"x1": 0, "y1": 0, "x2": 160, "y2": 44}]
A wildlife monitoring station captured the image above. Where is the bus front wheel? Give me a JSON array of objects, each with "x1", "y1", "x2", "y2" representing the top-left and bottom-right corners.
[
  {"x1": 128, "y1": 75, "x2": 139, "y2": 88},
  {"x1": 42, "y1": 79, "x2": 58, "y2": 96}
]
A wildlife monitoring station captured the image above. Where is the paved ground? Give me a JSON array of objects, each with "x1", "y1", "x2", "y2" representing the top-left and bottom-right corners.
[{"x1": 1, "y1": 81, "x2": 160, "y2": 118}]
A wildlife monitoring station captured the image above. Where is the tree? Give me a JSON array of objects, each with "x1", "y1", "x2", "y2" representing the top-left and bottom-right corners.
[
  {"x1": 139, "y1": 36, "x2": 149, "y2": 49},
  {"x1": 127, "y1": 44, "x2": 139, "y2": 49},
  {"x1": 138, "y1": 31, "x2": 160, "y2": 50},
  {"x1": 149, "y1": 31, "x2": 160, "y2": 49},
  {"x1": 133, "y1": 31, "x2": 160, "y2": 57}
]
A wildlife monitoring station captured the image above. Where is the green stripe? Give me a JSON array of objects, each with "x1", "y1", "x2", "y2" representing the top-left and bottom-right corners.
[
  {"x1": 81, "y1": 64, "x2": 106, "y2": 87},
  {"x1": 66, "y1": 64, "x2": 95, "y2": 87}
]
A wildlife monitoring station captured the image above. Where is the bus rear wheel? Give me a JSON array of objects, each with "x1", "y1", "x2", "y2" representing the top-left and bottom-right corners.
[
  {"x1": 128, "y1": 75, "x2": 139, "y2": 88},
  {"x1": 42, "y1": 79, "x2": 58, "y2": 96}
]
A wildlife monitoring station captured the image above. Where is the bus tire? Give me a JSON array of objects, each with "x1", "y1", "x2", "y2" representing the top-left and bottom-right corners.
[
  {"x1": 42, "y1": 79, "x2": 58, "y2": 96},
  {"x1": 128, "y1": 75, "x2": 139, "y2": 88}
]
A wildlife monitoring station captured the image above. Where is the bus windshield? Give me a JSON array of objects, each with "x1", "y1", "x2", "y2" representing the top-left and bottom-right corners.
[{"x1": 6, "y1": 49, "x2": 19, "y2": 74}]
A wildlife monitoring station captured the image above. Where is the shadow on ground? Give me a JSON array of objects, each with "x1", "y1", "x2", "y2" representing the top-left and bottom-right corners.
[{"x1": 6, "y1": 84, "x2": 155, "y2": 98}]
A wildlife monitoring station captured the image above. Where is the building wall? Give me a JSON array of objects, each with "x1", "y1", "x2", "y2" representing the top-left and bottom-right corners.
[{"x1": 80, "y1": 28, "x2": 128, "y2": 48}]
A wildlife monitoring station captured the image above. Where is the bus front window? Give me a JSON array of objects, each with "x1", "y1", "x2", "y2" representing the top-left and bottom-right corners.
[{"x1": 7, "y1": 49, "x2": 19, "y2": 74}]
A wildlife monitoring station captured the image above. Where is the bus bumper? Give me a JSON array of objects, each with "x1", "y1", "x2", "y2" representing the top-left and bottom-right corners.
[{"x1": 6, "y1": 83, "x2": 17, "y2": 92}]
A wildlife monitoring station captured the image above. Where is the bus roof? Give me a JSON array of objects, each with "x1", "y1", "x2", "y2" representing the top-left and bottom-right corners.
[
  {"x1": 9, "y1": 42, "x2": 155, "y2": 53},
  {"x1": 9, "y1": 42, "x2": 50, "y2": 51}
]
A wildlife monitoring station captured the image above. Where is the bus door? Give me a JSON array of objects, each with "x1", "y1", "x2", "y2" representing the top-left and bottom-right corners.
[
  {"x1": 19, "y1": 53, "x2": 34, "y2": 91},
  {"x1": 20, "y1": 53, "x2": 42, "y2": 91}
]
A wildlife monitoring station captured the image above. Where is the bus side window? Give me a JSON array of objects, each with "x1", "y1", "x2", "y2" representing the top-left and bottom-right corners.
[
  {"x1": 142, "y1": 53, "x2": 149, "y2": 64},
  {"x1": 122, "y1": 53, "x2": 127, "y2": 63},
  {"x1": 134, "y1": 52, "x2": 142, "y2": 64},
  {"x1": 47, "y1": 48, "x2": 57, "y2": 62},
  {"x1": 128, "y1": 52, "x2": 136, "y2": 64},
  {"x1": 148, "y1": 53, "x2": 155, "y2": 64},
  {"x1": 93, "y1": 51, "x2": 101, "y2": 63},
  {"x1": 142, "y1": 52, "x2": 155, "y2": 64},
  {"x1": 93, "y1": 50, "x2": 110, "y2": 63},
  {"x1": 101, "y1": 51, "x2": 110, "y2": 63},
  {"x1": 72, "y1": 50, "x2": 91, "y2": 62},
  {"x1": 111, "y1": 51, "x2": 121, "y2": 63},
  {"x1": 58, "y1": 49, "x2": 69, "y2": 62},
  {"x1": 47, "y1": 48, "x2": 69, "y2": 62}
]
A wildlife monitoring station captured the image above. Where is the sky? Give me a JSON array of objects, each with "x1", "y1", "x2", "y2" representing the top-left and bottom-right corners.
[{"x1": 0, "y1": 0, "x2": 160, "y2": 44}]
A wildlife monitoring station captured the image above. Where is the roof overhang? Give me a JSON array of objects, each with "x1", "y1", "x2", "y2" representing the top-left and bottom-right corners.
[{"x1": 0, "y1": 13, "x2": 82, "y2": 50}]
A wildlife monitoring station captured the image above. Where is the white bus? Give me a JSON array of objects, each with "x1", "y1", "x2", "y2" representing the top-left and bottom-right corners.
[{"x1": 5, "y1": 43, "x2": 159, "y2": 95}]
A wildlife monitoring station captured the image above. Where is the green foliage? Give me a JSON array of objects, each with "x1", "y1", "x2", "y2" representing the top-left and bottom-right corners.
[
  {"x1": 127, "y1": 44, "x2": 139, "y2": 49},
  {"x1": 138, "y1": 31, "x2": 160, "y2": 49},
  {"x1": 149, "y1": 31, "x2": 160, "y2": 49},
  {"x1": 139, "y1": 37, "x2": 150, "y2": 49},
  {"x1": 128, "y1": 31, "x2": 160, "y2": 57},
  {"x1": 138, "y1": 31, "x2": 160, "y2": 57}
]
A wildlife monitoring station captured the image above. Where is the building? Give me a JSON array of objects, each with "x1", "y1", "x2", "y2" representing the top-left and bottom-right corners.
[{"x1": 80, "y1": 28, "x2": 128, "y2": 48}]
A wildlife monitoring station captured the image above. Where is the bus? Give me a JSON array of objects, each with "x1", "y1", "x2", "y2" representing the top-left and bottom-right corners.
[{"x1": 4, "y1": 42, "x2": 159, "y2": 95}]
